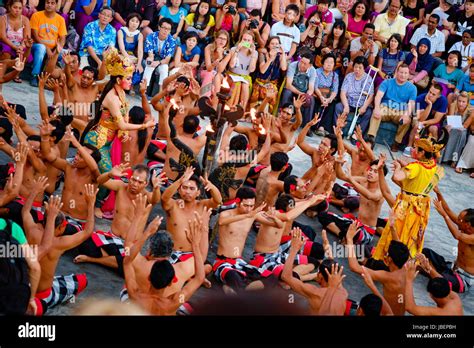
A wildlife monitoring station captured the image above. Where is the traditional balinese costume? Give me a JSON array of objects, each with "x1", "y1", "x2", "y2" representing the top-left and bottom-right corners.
[{"x1": 373, "y1": 136, "x2": 446, "y2": 261}]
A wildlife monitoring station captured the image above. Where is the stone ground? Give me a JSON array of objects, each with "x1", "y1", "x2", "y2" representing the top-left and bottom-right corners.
[{"x1": 2, "y1": 82, "x2": 474, "y2": 315}]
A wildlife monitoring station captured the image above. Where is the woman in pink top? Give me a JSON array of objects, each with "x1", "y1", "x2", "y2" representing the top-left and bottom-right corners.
[
  {"x1": 343, "y1": 0, "x2": 370, "y2": 39},
  {"x1": 0, "y1": 0, "x2": 32, "y2": 82},
  {"x1": 246, "y1": 0, "x2": 267, "y2": 17}
]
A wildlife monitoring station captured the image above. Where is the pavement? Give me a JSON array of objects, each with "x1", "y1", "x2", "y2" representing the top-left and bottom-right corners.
[{"x1": 1, "y1": 81, "x2": 474, "y2": 315}]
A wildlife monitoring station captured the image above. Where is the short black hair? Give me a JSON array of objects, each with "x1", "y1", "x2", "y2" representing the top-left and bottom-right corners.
[
  {"x1": 27, "y1": 135, "x2": 41, "y2": 142},
  {"x1": 229, "y1": 134, "x2": 248, "y2": 151},
  {"x1": 427, "y1": 277, "x2": 450, "y2": 299},
  {"x1": 148, "y1": 230, "x2": 173, "y2": 257},
  {"x1": 275, "y1": 194, "x2": 295, "y2": 212},
  {"x1": 183, "y1": 115, "x2": 200, "y2": 134},
  {"x1": 318, "y1": 258, "x2": 337, "y2": 282},
  {"x1": 448, "y1": 50, "x2": 463, "y2": 69},
  {"x1": 270, "y1": 152, "x2": 289, "y2": 172},
  {"x1": 353, "y1": 56, "x2": 368, "y2": 69},
  {"x1": 283, "y1": 175, "x2": 298, "y2": 194},
  {"x1": 387, "y1": 241, "x2": 410, "y2": 269},
  {"x1": 370, "y1": 159, "x2": 388, "y2": 176},
  {"x1": 321, "y1": 52, "x2": 336, "y2": 65},
  {"x1": 236, "y1": 186, "x2": 256, "y2": 201},
  {"x1": 132, "y1": 163, "x2": 150, "y2": 181},
  {"x1": 359, "y1": 294, "x2": 382, "y2": 316},
  {"x1": 363, "y1": 23, "x2": 375, "y2": 31},
  {"x1": 49, "y1": 120, "x2": 66, "y2": 144},
  {"x1": 129, "y1": 106, "x2": 146, "y2": 124},
  {"x1": 100, "y1": 5, "x2": 115, "y2": 16},
  {"x1": 324, "y1": 133, "x2": 338, "y2": 154},
  {"x1": 183, "y1": 31, "x2": 199, "y2": 43},
  {"x1": 158, "y1": 17, "x2": 173, "y2": 29},
  {"x1": 463, "y1": 208, "x2": 474, "y2": 227},
  {"x1": 285, "y1": 4, "x2": 300, "y2": 15},
  {"x1": 82, "y1": 65, "x2": 98, "y2": 80},
  {"x1": 150, "y1": 260, "x2": 175, "y2": 289},
  {"x1": 249, "y1": 9, "x2": 261, "y2": 17},
  {"x1": 176, "y1": 75, "x2": 191, "y2": 88},
  {"x1": 126, "y1": 12, "x2": 142, "y2": 27},
  {"x1": 300, "y1": 52, "x2": 314, "y2": 62},
  {"x1": 83, "y1": 143, "x2": 102, "y2": 163},
  {"x1": 430, "y1": 13, "x2": 440, "y2": 24}
]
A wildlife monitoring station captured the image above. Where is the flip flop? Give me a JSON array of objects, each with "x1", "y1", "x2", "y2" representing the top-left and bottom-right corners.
[
  {"x1": 455, "y1": 167, "x2": 463, "y2": 174},
  {"x1": 470, "y1": 173, "x2": 474, "y2": 178},
  {"x1": 13, "y1": 77, "x2": 22, "y2": 83}
]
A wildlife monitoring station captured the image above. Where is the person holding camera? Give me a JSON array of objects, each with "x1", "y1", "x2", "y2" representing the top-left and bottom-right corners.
[
  {"x1": 215, "y1": 0, "x2": 239, "y2": 39},
  {"x1": 298, "y1": 12, "x2": 323, "y2": 58},
  {"x1": 223, "y1": 30, "x2": 258, "y2": 110},
  {"x1": 239, "y1": 9, "x2": 270, "y2": 50},
  {"x1": 249, "y1": 36, "x2": 287, "y2": 111},
  {"x1": 349, "y1": 23, "x2": 378, "y2": 66}
]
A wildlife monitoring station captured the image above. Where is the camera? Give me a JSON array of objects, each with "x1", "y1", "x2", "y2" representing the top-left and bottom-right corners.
[
  {"x1": 249, "y1": 19, "x2": 259, "y2": 29},
  {"x1": 228, "y1": 5, "x2": 236, "y2": 14},
  {"x1": 309, "y1": 20, "x2": 316, "y2": 25}
]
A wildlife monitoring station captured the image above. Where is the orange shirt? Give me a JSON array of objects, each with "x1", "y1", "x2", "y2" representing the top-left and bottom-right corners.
[{"x1": 30, "y1": 11, "x2": 67, "y2": 49}]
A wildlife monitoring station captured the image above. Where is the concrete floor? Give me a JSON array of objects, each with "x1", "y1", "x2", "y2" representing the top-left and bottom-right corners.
[{"x1": 1, "y1": 82, "x2": 474, "y2": 315}]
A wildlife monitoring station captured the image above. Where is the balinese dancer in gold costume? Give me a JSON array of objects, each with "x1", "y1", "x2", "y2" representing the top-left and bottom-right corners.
[
  {"x1": 81, "y1": 46, "x2": 156, "y2": 174},
  {"x1": 373, "y1": 128, "x2": 450, "y2": 262}
]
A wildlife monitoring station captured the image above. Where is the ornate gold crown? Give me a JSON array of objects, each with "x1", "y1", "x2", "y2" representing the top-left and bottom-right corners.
[
  {"x1": 414, "y1": 136, "x2": 445, "y2": 154},
  {"x1": 103, "y1": 46, "x2": 134, "y2": 77}
]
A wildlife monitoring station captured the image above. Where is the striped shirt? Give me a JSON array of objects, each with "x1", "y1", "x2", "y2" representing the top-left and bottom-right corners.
[{"x1": 314, "y1": 68, "x2": 339, "y2": 92}]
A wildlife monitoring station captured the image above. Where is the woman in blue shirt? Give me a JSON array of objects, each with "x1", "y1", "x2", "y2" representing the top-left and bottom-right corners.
[
  {"x1": 172, "y1": 31, "x2": 201, "y2": 77},
  {"x1": 158, "y1": 0, "x2": 188, "y2": 39},
  {"x1": 313, "y1": 53, "x2": 339, "y2": 135},
  {"x1": 433, "y1": 51, "x2": 464, "y2": 97}
]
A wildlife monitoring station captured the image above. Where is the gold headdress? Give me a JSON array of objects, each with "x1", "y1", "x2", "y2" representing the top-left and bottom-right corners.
[
  {"x1": 414, "y1": 136, "x2": 445, "y2": 154},
  {"x1": 103, "y1": 46, "x2": 134, "y2": 77}
]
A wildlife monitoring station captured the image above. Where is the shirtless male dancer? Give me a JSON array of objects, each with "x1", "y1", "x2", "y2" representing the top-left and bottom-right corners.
[
  {"x1": 74, "y1": 164, "x2": 165, "y2": 274},
  {"x1": 124, "y1": 195, "x2": 205, "y2": 315}
]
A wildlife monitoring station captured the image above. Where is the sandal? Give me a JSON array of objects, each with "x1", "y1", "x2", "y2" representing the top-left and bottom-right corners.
[
  {"x1": 13, "y1": 77, "x2": 22, "y2": 83},
  {"x1": 470, "y1": 172, "x2": 474, "y2": 178},
  {"x1": 455, "y1": 167, "x2": 463, "y2": 174}
]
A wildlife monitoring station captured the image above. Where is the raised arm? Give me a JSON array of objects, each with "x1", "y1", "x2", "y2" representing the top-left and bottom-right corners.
[
  {"x1": 38, "y1": 72, "x2": 51, "y2": 120},
  {"x1": 433, "y1": 186, "x2": 459, "y2": 225},
  {"x1": 281, "y1": 228, "x2": 319, "y2": 297},
  {"x1": 37, "y1": 195, "x2": 63, "y2": 260},
  {"x1": 361, "y1": 266, "x2": 393, "y2": 315},
  {"x1": 433, "y1": 199, "x2": 474, "y2": 245},
  {"x1": 377, "y1": 153, "x2": 395, "y2": 207},
  {"x1": 161, "y1": 166, "x2": 194, "y2": 211},
  {"x1": 296, "y1": 116, "x2": 320, "y2": 156},
  {"x1": 219, "y1": 202, "x2": 266, "y2": 226},
  {"x1": 55, "y1": 184, "x2": 97, "y2": 251},
  {"x1": 318, "y1": 263, "x2": 348, "y2": 315},
  {"x1": 0, "y1": 142, "x2": 28, "y2": 206},
  {"x1": 172, "y1": 217, "x2": 205, "y2": 305},
  {"x1": 199, "y1": 173, "x2": 223, "y2": 208},
  {"x1": 21, "y1": 177, "x2": 49, "y2": 245}
]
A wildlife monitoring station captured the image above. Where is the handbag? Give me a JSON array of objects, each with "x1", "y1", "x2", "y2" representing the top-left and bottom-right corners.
[{"x1": 415, "y1": 75, "x2": 430, "y2": 89}]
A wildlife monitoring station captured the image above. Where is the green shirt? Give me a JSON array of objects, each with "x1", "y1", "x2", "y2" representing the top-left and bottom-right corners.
[{"x1": 0, "y1": 218, "x2": 27, "y2": 245}]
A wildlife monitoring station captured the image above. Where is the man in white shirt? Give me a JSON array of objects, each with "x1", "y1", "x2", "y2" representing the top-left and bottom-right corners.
[
  {"x1": 410, "y1": 14, "x2": 445, "y2": 58},
  {"x1": 270, "y1": 4, "x2": 300, "y2": 60},
  {"x1": 450, "y1": 29, "x2": 474, "y2": 73}
]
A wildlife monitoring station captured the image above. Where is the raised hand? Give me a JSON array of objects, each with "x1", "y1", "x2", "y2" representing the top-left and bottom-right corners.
[
  {"x1": 139, "y1": 79, "x2": 147, "y2": 95},
  {"x1": 181, "y1": 166, "x2": 195, "y2": 183},
  {"x1": 84, "y1": 184, "x2": 99, "y2": 206},
  {"x1": 415, "y1": 253, "x2": 432, "y2": 274},
  {"x1": 322, "y1": 229, "x2": 333, "y2": 259},
  {"x1": 293, "y1": 94, "x2": 306, "y2": 109},
  {"x1": 12, "y1": 54, "x2": 25, "y2": 72},
  {"x1": 144, "y1": 215, "x2": 164, "y2": 237},
  {"x1": 377, "y1": 153, "x2": 387, "y2": 169},
  {"x1": 262, "y1": 112, "x2": 272, "y2": 131},
  {"x1": 110, "y1": 162, "x2": 131, "y2": 178},
  {"x1": 62, "y1": 51, "x2": 73, "y2": 65},
  {"x1": 355, "y1": 125, "x2": 364, "y2": 142},
  {"x1": 308, "y1": 113, "x2": 321, "y2": 127},
  {"x1": 199, "y1": 173, "x2": 212, "y2": 192},
  {"x1": 290, "y1": 227, "x2": 305, "y2": 252},
  {"x1": 325, "y1": 263, "x2": 346, "y2": 288},
  {"x1": 152, "y1": 171, "x2": 167, "y2": 188},
  {"x1": 249, "y1": 202, "x2": 267, "y2": 217},
  {"x1": 12, "y1": 142, "x2": 29, "y2": 165},
  {"x1": 132, "y1": 193, "x2": 153, "y2": 217},
  {"x1": 31, "y1": 176, "x2": 50, "y2": 195},
  {"x1": 38, "y1": 119, "x2": 55, "y2": 137},
  {"x1": 38, "y1": 72, "x2": 51, "y2": 89},
  {"x1": 346, "y1": 220, "x2": 358, "y2": 242},
  {"x1": 361, "y1": 266, "x2": 377, "y2": 292},
  {"x1": 64, "y1": 128, "x2": 79, "y2": 146},
  {"x1": 433, "y1": 198, "x2": 446, "y2": 216},
  {"x1": 405, "y1": 260, "x2": 419, "y2": 282},
  {"x1": 45, "y1": 195, "x2": 63, "y2": 217},
  {"x1": 185, "y1": 216, "x2": 202, "y2": 246}
]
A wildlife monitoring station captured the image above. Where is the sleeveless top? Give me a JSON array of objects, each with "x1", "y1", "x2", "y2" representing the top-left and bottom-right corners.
[
  {"x1": 120, "y1": 28, "x2": 140, "y2": 55},
  {"x1": 347, "y1": 14, "x2": 368, "y2": 37},
  {"x1": 4, "y1": 14, "x2": 24, "y2": 46},
  {"x1": 246, "y1": 0, "x2": 261, "y2": 12}
]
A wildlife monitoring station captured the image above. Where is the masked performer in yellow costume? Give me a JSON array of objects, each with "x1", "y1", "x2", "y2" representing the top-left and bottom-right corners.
[
  {"x1": 373, "y1": 128, "x2": 449, "y2": 261},
  {"x1": 81, "y1": 46, "x2": 156, "y2": 174}
]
